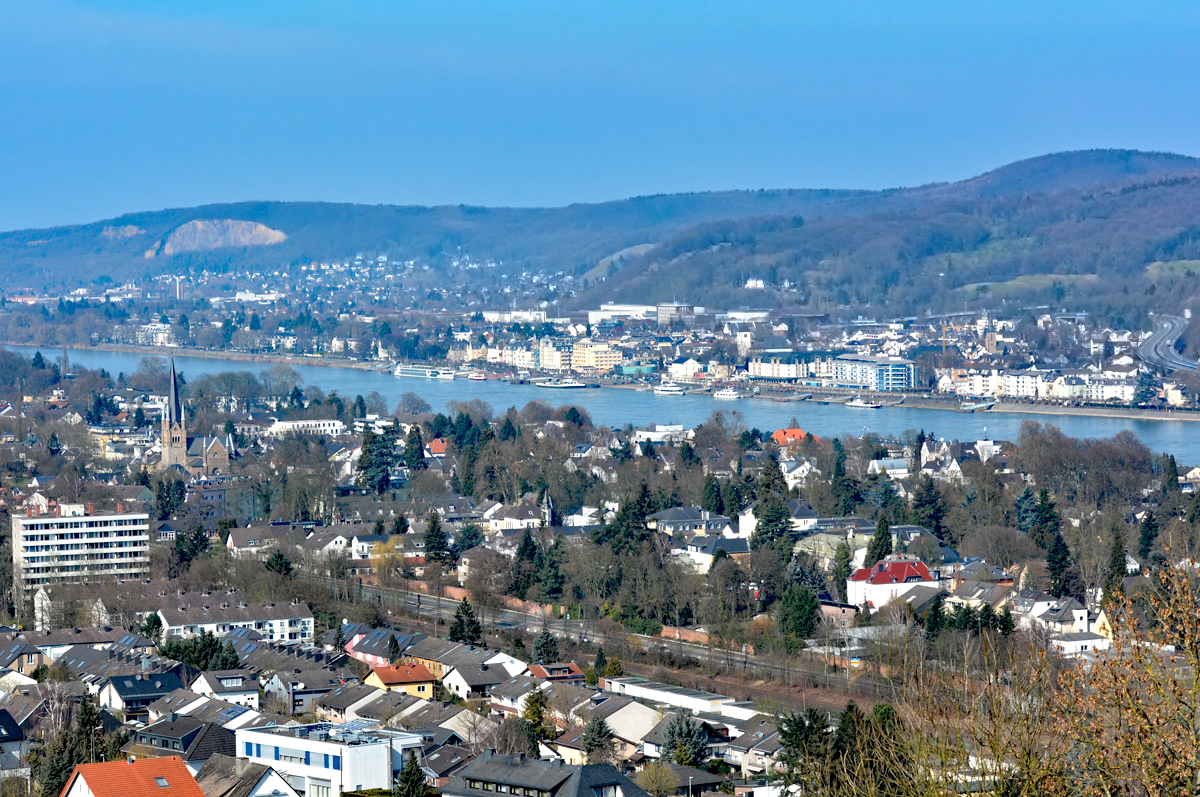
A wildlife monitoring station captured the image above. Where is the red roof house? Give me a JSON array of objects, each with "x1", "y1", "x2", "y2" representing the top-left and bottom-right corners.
[
  {"x1": 846, "y1": 555, "x2": 937, "y2": 608},
  {"x1": 59, "y1": 757, "x2": 205, "y2": 797}
]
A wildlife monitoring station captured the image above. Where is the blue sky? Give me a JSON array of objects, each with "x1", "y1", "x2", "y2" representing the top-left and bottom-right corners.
[{"x1": 2, "y1": 1, "x2": 1200, "y2": 230}]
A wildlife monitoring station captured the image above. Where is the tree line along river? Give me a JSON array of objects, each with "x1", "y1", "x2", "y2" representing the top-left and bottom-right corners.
[{"x1": 12, "y1": 345, "x2": 1200, "y2": 464}]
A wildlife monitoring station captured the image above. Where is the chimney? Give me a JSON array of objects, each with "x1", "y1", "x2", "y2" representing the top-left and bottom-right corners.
[
  {"x1": 26, "y1": 506, "x2": 31, "y2": 518},
  {"x1": 128, "y1": 757, "x2": 135, "y2": 765},
  {"x1": 87, "y1": 502, "x2": 95, "y2": 515},
  {"x1": 118, "y1": 502, "x2": 125, "y2": 514},
  {"x1": 56, "y1": 505, "x2": 61, "y2": 517}
]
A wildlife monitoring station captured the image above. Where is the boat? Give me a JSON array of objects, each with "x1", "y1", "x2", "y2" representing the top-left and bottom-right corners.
[
  {"x1": 395, "y1": 365, "x2": 455, "y2": 379},
  {"x1": 713, "y1": 387, "x2": 742, "y2": 400},
  {"x1": 846, "y1": 397, "x2": 882, "y2": 409},
  {"x1": 468, "y1": 372, "x2": 487, "y2": 381},
  {"x1": 654, "y1": 382, "x2": 687, "y2": 396},
  {"x1": 537, "y1": 379, "x2": 586, "y2": 389},
  {"x1": 959, "y1": 400, "x2": 996, "y2": 413}
]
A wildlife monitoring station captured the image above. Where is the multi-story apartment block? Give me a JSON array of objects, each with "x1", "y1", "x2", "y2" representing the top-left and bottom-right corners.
[
  {"x1": 12, "y1": 503, "x2": 150, "y2": 602},
  {"x1": 832, "y1": 354, "x2": 915, "y2": 391}
]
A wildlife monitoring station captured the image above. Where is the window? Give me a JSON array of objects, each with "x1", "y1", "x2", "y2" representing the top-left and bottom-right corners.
[
  {"x1": 312, "y1": 783, "x2": 331, "y2": 797},
  {"x1": 256, "y1": 744, "x2": 262, "y2": 758},
  {"x1": 467, "y1": 782, "x2": 482, "y2": 790},
  {"x1": 245, "y1": 742, "x2": 253, "y2": 757},
  {"x1": 305, "y1": 751, "x2": 311, "y2": 766},
  {"x1": 483, "y1": 784, "x2": 494, "y2": 791},
  {"x1": 417, "y1": 685, "x2": 426, "y2": 693},
  {"x1": 324, "y1": 754, "x2": 330, "y2": 769},
  {"x1": 154, "y1": 778, "x2": 169, "y2": 788},
  {"x1": 332, "y1": 756, "x2": 341, "y2": 771}
]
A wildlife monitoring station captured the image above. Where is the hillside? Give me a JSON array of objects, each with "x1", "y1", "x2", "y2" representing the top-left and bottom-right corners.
[{"x1": 3, "y1": 148, "x2": 1200, "y2": 319}]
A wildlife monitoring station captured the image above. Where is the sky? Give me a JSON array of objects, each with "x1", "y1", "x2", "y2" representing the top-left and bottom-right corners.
[{"x1": 3, "y1": 1, "x2": 1200, "y2": 231}]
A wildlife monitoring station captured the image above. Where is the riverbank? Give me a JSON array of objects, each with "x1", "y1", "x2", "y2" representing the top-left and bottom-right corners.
[
  {"x1": 8, "y1": 341, "x2": 385, "y2": 371},
  {"x1": 11, "y1": 340, "x2": 1200, "y2": 425}
]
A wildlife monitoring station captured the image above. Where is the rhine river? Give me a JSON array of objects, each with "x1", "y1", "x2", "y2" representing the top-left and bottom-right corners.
[{"x1": 12, "y1": 346, "x2": 1200, "y2": 463}]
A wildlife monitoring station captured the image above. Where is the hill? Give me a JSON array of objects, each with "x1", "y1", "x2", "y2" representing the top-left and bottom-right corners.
[{"x1": 3, "y1": 149, "x2": 1200, "y2": 320}]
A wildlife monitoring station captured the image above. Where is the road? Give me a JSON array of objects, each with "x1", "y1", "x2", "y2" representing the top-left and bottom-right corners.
[
  {"x1": 1139, "y1": 315, "x2": 1198, "y2": 373},
  {"x1": 316, "y1": 576, "x2": 892, "y2": 704}
]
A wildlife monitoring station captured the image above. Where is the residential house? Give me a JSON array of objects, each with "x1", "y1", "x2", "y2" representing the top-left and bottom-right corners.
[
  {"x1": 191, "y1": 670, "x2": 261, "y2": 709},
  {"x1": 99, "y1": 671, "x2": 186, "y2": 721},
  {"x1": 59, "y1": 757, "x2": 206, "y2": 797},
  {"x1": 194, "y1": 753, "x2": 302, "y2": 797},
  {"x1": 442, "y1": 751, "x2": 652, "y2": 797},
  {"x1": 123, "y1": 717, "x2": 236, "y2": 774},
  {"x1": 646, "y1": 507, "x2": 731, "y2": 537},
  {"x1": 0, "y1": 638, "x2": 48, "y2": 676},
  {"x1": 845, "y1": 555, "x2": 939, "y2": 609},
  {"x1": 364, "y1": 663, "x2": 436, "y2": 697},
  {"x1": 315, "y1": 685, "x2": 386, "y2": 724},
  {"x1": 527, "y1": 663, "x2": 583, "y2": 683},
  {"x1": 264, "y1": 667, "x2": 359, "y2": 715},
  {"x1": 153, "y1": 599, "x2": 314, "y2": 645}
]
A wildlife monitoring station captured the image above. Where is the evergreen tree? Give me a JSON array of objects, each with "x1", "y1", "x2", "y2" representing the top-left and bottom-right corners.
[
  {"x1": 662, "y1": 713, "x2": 708, "y2": 767},
  {"x1": 387, "y1": 634, "x2": 402, "y2": 664},
  {"x1": 454, "y1": 523, "x2": 484, "y2": 556},
  {"x1": 777, "y1": 585, "x2": 820, "y2": 642},
  {"x1": 998, "y1": 605, "x2": 1016, "y2": 636},
  {"x1": 1139, "y1": 510, "x2": 1160, "y2": 559},
  {"x1": 449, "y1": 599, "x2": 483, "y2": 645},
  {"x1": 522, "y1": 687, "x2": 552, "y2": 739},
  {"x1": 1029, "y1": 490, "x2": 1062, "y2": 549},
  {"x1": 910, "y1": 476, "x2": 946, "y2": 539},
  {"x1": 924, "y1": 594, "x2": 945, "y2": 641},
  {"x1": 404, "y1": 425, "x2": 427, "y2": 471},
  {"x1": 264, "y1": 549, "x2": 294, "y2": 578},
  {"x1": 759, "y1": 460, "x2": 787, "y2": 497},
  {"x1": 1104, "y1": 528, "x2": 1127, "y2": 605},
  {"x1": 534, "y1": 538, "x2": 566, "y2": 602},
  {"x1": 1134, "y1": 370, "x2": 1160, "y2": 404},
  {"x1": 750, "y1": 496, "x2": 792, "y2": 552},
  {"x1": 833, "y1": 542, "x2": 853, "y2": 602},
  {"x1": 334, "y1": 623, "x2": 346, "y2": 651},
  {"x1": 701, "y1": 473, "x2": 724, "y2": 515},
  {"x1": 1047, "y1": 532, "x2": 1072, "y2": 598},
  {"x1": 580, "y1": 715, "x2": 615, "y2": 764},
  {"x1": 515, "y1": 528, "x2": 538, "y2": 562},
  {"x1": 423, "y1": 511, "x2": 452, "y2": 563},
  {"x1": 594, "y1": 646, "x2": 607, "y2": 675},
  {"x1": 535, "y1": 627, "x2": 558, "y2": 664},
  {"x1": 141, "y1": 613, "x2": 163, "y2": 643},
  {"x1": 392, "y1": 515, "x2": 410, "y2": 535},
  {"x1": 865, "y1": 514, "x2": 892, "y2": 567},
  {"x1": 593, "y1": 482, "x2": 655, "y2": 553},
  {"x1": 1014, "y1": 487, "x2": 1038, "y2": 535},
  {"x1": 394, "y1": 750, "x2": 431, "y2": 797},
  {"x1": 75, "y1": 695, "x2": 101, "y2": 761},
  {"x1": 1165, "y1": 455, "x2": 1181, "y2": 492},
  {"x1": 720, "y1": 482, "x2": 741, "y2": 517}
]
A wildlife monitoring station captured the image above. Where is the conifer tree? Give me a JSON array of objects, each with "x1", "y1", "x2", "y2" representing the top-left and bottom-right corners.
[
  {"x1": 581, "y1": 715, "x2": 615, "y2": 764},
  {"x1": 701, "y1": 473, "x2": 724, "y2": 515},
  {"x1": 423, "y1": 511, "x2": 451, "y2": 563},
  {"x1": 534, "y1": 627, "x2": 558, "y2": 665},
  {"x1": 865, "y1": 513, "x2": 892, "y2": 567},
  {"x1": 594, "y1": 646, "x2": 607, "y2": 675},
  {"x1": 1104, "y1": 528, "x2": 1127, "y2": 606},
  {"x1": 832, "y1": 542, "x2": 853, "y2": 602},
  {"x1": 394, "y1": 750, "x2": 431, "y2": 797},
  {"x1": 1139, "y1": 509, "x2": 1160, "y2": 559},
  {"x1": 924, "y1": 595, "x2": 945, "y2": 641},
  {"x1": 449, "y1": 599, "x2": 483, "y2": 645},
  {"x1": 1047, "y1": 532, "x2": 1072, "y2": 598},
  {"x1": 404, "y1": 425, "x2": 427, "y2": 472}
]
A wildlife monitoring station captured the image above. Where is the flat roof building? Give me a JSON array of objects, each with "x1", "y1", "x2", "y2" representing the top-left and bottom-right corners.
[{"x1": 12, "y1": 503, "x2": 149, "y2": 605}]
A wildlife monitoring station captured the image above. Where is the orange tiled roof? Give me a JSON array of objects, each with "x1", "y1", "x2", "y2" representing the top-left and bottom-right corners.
[
  {"x1": 60, "y1": 756, "x2": 204, "y2": 797},
  {"x1": 771, "y1": 428, "x2": 816, "y2": 446},
  {"x1": 370, "y1": 662, "x2": 435, "y2": 685}
]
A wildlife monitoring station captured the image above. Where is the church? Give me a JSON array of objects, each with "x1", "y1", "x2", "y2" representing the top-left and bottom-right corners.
[{"x1": 160, "y1": 358, "x2": 235, "y2": 477}]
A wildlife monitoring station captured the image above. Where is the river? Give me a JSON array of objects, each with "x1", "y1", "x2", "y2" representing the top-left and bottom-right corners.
[{"x1": 12, "y1": 345, "x2": 1200, "y2": 463}]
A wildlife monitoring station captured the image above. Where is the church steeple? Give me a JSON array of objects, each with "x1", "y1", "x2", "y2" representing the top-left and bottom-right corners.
[
  {"x1": 167, "y1": 358, "x2": 182, "y2": 425},
  {"x1": 161, "y1": 357, "x2": 187, "y2": 470}
]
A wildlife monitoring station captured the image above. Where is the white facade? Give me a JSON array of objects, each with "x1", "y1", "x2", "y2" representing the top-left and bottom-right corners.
[
  {"x1": 237, "y1": 726, "x2": 423, "y2": 797},
  {"x1": 12, "y1": 504, "x2": 150, "y2": 598},
  {"x1": 832, "y1": 355, "x2": 914, "y2": 391},
  {"x1": 266, "y1": 419, "x2": 348, "y2": 437}
]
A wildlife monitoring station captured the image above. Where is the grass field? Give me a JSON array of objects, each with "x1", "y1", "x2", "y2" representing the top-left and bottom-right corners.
[
  {"x1": 959, "y1": 273, "x2": 1098, "y2": 294},
  {"x1": 1146, "y1": 260, "x2": 1200, "y2": 278}
]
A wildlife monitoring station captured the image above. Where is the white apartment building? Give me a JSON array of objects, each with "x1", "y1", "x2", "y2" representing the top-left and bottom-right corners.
[
  {"x1": 154, "y1": 598, "x2": 314, "y2": 644},
  {"x1": 833, "y1": 354, "x2": 915, "y2": 391},
  {"x1": 538, "y1": 340, "x2": 573, "y2": 372},
  {"x1": 237, "y1": 724, "x2": 423, "y2": 797},
  {"x1": 12, "y1": 503, "x2": 150, "y2": 599},
  {"x1": 266, "y1": 419, "x2": 348, "y2": 437},
  {"x1": 1002, "y1": 370, "x2": 1048, "y2": 399},
  {"x1": 747, "y1": 356, "x2": 807, "y2": 381}
]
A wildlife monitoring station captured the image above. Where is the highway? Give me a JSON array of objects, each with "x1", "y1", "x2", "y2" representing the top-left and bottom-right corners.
[{"x1": 1139, "y1": 315, "x2": 1198, "y2": 373}]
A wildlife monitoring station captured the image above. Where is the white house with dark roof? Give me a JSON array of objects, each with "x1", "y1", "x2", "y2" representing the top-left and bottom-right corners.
[
  {"x1": 152, "y1": 598, "x2": 313, "y2": 644},
  {"x1": 191, "y1": 670, "x2": 261, "y2": 708}
]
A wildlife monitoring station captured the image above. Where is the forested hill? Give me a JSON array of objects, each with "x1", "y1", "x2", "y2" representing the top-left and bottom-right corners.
[{"x1": 4, "y1": 148, "x2": 1200, "y2": 319}]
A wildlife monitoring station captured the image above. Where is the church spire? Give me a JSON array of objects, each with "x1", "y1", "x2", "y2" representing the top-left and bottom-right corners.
[{"x1": 168, "y1": 357, "x2": 181, "y2": 424}]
